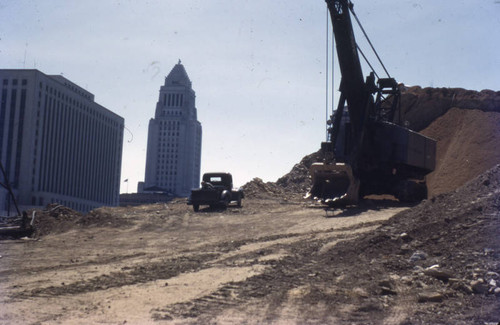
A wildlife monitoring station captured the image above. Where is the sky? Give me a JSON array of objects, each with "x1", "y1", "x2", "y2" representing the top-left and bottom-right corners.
[{"x1": 1, "y1": 0, "x2": 499, "y2": 192}]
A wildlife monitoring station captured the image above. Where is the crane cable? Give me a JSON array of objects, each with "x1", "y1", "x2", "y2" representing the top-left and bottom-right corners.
[
  {"x1": 325, "y1": 6, "x2": 338, "y2": 141},
  {"x1": 325, "y1": 7, "x2": 330, "y2": 141},
  {"x1": 356, "y1": 44, "x2": 380, "y2": 80},
  {"x1": 348, "y1": 0, "x2": 392, "y2": 79}
]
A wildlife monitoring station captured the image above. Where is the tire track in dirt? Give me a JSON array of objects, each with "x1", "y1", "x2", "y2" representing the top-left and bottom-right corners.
[
  {"x1": 0, "y1": 252, "x2": 147, "y2": 278},
  {"x1": 1, "y1": 199, "x2": 408, "y2": 324},
  {"x1": 11, "y1": 216, "x2": 383, "y2": 308},
  {"x1": 147, "y1": 222, "x2": 385, "y2": 322}
]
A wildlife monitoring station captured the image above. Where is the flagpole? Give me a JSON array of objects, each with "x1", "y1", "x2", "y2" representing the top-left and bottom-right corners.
[{"x1": 124, "y1": 179, "x2": 129, "y2": 194}]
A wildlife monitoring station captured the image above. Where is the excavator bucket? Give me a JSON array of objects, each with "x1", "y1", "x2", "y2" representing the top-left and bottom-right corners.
[{"x1": 307, "y1": 162, "x2": 360, "y2": 206}]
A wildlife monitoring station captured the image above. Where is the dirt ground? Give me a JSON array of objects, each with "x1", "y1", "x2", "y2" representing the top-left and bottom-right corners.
[
  {"x1": 1, "y1": 165, "x2": 499, "y2": 325},
  {"x1": 1, "y1": 197, "x2": 407, "y2": 324}
]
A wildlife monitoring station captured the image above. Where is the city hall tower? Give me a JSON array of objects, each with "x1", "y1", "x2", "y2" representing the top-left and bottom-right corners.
[{"x1": 142, "y1": 61, "x2": 202, "y2": 196}]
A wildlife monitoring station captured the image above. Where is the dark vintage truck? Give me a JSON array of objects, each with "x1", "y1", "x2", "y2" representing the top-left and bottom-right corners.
[{"x1": 188, "y1": 172, "x2": 244, "y2": 212}]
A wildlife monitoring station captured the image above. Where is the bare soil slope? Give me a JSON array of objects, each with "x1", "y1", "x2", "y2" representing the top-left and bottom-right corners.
[
  {"x1": 403, "y1": 86, "x2": 500, "y2": 197},
  {"x1": 422, "y1": 108, "x2": 500, "y2": 196},
  {"x1": 400, "y1": 86, "x2": 500, "y2": 132}
]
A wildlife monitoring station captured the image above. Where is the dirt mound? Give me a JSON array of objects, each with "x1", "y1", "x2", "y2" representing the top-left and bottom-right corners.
[
  {"x1": 402, "y1": 86, "x2": 500, "y2": 196},
  {"x1": 241, "y1": 151, "x2": 322, "y2": 199},
  {"x1": 30, "y1": 204, "x2": 83, "y2": 237},
  {"x1": 310, "y1": 164, "x2": 500, "y2": 323},
  {"x1": 422, "y1": 108, "x2": 500, "y2": 196},
  {"x1": 241, "y1": 178, "x2": 286, "y2": 199},
  {"x1": 30, "y1": 204, "x2": 133, "y2": 237},
  {"x1": 401, "y1": 86, "x2": 500, "y2": 131},
  {"x1": 275, "y1": 151, "x2": 322, "y2": 194}
]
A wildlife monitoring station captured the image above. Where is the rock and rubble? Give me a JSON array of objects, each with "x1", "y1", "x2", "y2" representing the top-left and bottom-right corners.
[
  {"x1": 310, "y1": 163, "x2": 500, "y2": 323},
  {"x1": 28, "y1": 203, "x2": 134, "y2": 237}
]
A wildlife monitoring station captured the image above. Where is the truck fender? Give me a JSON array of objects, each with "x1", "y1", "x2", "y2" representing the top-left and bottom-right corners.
[{"x1": 221, "y1": 190, "x2": 231, "y2": 201}]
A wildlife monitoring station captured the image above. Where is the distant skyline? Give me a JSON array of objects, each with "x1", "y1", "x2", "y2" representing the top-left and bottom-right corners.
[{"x1": 1, "y1": 0, "x2": 499, "y2": 192}]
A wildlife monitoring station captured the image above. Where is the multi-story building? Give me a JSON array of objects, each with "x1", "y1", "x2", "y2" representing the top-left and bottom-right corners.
[
  {"x1": 0, "y1": 69, "x2": 124, "y2": 213},
  {"x1": 141, "y1": 61, "x2": 202, "y2": 196}
]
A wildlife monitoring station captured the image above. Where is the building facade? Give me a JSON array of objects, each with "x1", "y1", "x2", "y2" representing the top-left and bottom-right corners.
[
  {"x1": 0, "y1": 69, "x2": 124, "y2": 213},
  {"x1": 141, "y1": 61, "x2": 202, "y2": 196}
]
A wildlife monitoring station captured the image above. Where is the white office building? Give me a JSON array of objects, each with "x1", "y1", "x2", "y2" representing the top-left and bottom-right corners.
[
  {"x1": 0, "y1": 69, "x2": 124, "y2": 213},
  {"x1": 141, "y1": 61, "x2": 202, "y2": 196}
]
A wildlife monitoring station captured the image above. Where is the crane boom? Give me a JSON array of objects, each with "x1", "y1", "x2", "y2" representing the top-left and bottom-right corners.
[
  {"x1": 326, "y1": 0, "x2": 374, "y2": 170},
  {"x1": 307, "y1": 0, "x2": 436, "y2": 206}
]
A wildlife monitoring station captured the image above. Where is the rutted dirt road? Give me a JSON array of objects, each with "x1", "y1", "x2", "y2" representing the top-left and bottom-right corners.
[{"x1": 0, "y1": 198, "x2": 407, "y2": 324}]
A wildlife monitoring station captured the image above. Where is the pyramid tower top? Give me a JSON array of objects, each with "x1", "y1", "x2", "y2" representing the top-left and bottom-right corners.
[{"x1": 165, "y1": 60, "x2": 191, "y2": 87}]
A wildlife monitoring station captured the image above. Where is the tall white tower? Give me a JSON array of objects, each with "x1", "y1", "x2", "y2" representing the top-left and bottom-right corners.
[{"x1": 142, "y1": 61, "x2": 202, "y2": 196}]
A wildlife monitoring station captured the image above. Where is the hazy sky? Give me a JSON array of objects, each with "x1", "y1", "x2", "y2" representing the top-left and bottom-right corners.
[{"x1": 1, "y1": 0, "x2": 499, "y2": 192}]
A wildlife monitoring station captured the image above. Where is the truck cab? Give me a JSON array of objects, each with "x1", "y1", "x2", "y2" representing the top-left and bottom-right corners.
[{"x1": 188, "y1": 173, "x2": 244, "y2": 212}]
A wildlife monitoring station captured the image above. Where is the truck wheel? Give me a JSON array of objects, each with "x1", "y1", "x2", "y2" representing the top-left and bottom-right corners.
[{"x1": 193, "y1": 204, "x2": 199, "y2": 212}]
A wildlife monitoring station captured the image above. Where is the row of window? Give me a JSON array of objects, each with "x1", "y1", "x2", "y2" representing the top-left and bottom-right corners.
[
  {"x1": 160, "y1": 126, "x2": 180, "y2": 133},
  {"x1": 161, "y1": 109, "x2": 183, "y2": 117},
  {"x1": 35, "y1": 89, "x2": 122, "y2": 204},
  {"x1": 163, "y1": 93, "x2": 184, "y2": 107},
  {"x1": 60, "y1": 81, "x2": 92, "y2": 100},
  {"x1": 159, "y1": 143, "x2": 179, "y2": 149},
  {"x1": 40, "y1": 83, "x2": 121, "y2": 128},
  {"x1": 160, "y1": 120, "x2": 180, "y2": 127},
  {"x1": 2, "y1": 79, "x2": 28, "y2": 86},
  {"x1": 160, "y1": 132, "x2": 180, "y2": 137},
  {"x1": 1, "y1": 78, "x2": 121, "y2": 129},
  {"x1": 0, "y1": 87, "x2": 27, "y2": 187}
]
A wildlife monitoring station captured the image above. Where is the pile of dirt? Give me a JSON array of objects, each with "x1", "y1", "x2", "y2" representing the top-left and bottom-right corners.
[
  {"x1": 241, "y1": 178, "x2": 286, "y2": 199},
  {"x1": 403, "y1": 86, "x2": 500, "y2": 197},
  {"x1": 421, "y1": 107, "x2": 500, "y2": 196},
  {"x1": 400, "y1": 86, "x2": 500, "y2": 132},
  {"x1": 275, "y1": 151, "x2": 322, "y2": 194},
  {"x1": 242, "y1": 152, "x2": 322, "y2": 199},
  {"x1": 30, "y1": 204, "x2": 133, "y2": 237},
  {"x1": 29, "y1": 204, "x2": 83, "y2": 237}
]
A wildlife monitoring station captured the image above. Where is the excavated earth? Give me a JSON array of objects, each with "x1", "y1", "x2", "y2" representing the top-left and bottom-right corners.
[{"x1": 0, "y1": 87, "x2": 499, "y2": 324}]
